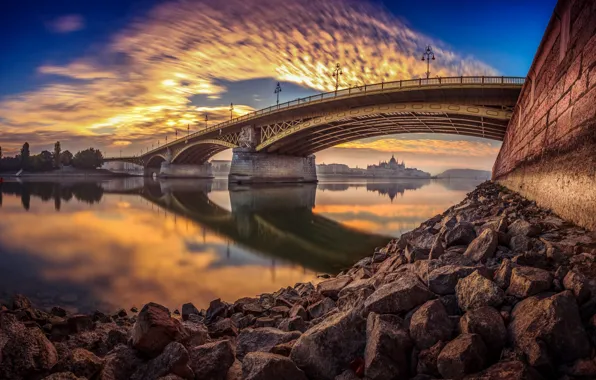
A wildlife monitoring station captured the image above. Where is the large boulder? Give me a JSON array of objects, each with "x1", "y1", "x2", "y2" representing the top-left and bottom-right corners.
[
  {"x1": 459, "y1": 307, "x2": 506, "y2": 358},
  {"x1": 132, "y1": 303, "x2": 186, "y2": 358},
  {"x1": 98, "y1": 344, "x2": 144, "y2": 380},
  {"x1": 445, "y1": 222, "x2": 477, "y2": 247},
  {"x1": 456, "y1": 271, "x2": 504, "y2": 311},
  {"x1": 508, "y1": 291, "x2": 591, "y2": 370},
  {"x1": 409, "y1": 300, "x2": 453, "y2": 349},
  {"x1": 364, "y1": 272, "x2": 435, "y2": 314},
  {"x1": 463, "y1": 360, "x2": 543, "y2": 380},
  {"x1": 463, "y1": 229, "x2": 498, "y2": 263},
  {"x1": 236, "y1": 328, "x2": 301, "y2": 360},
  {"x1": 364, "y1": 312, "x2": 412, "y2": 380},
  {"x1": 188, "y1": 340, "x2": 234, "y2": 380},
  {"x1": 205, "y1": 299, "x2": 228, "y2": 323},
  {"x1": 131, "y1": 342, "x2": 193, "y2": 380},
  {"x1": 437, "y1": 334, "x2": 487, "y2": 379},
  {"x1": 506, "y1": 267, "x2": 553, "y2": 298},
  {"x1": 317, "y1": 277, "x2": 352, "y2": 300},
  {"x1": 428, "y1": 266, "x2": 478, "y2": 295},
  {"x1": 290, "y1": 309, "x2": 366, "y2": 380},
  {"x1": 242, "y1": 352, "x2": 308, "y2": 380},
  {"x1": 0, "y1": 313, "x2": 58, "y2": 379}
]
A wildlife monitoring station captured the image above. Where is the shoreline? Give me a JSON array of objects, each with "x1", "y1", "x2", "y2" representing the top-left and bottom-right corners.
[{"x1": 2, "y1": 181, "x2": 596, "y2": 379}]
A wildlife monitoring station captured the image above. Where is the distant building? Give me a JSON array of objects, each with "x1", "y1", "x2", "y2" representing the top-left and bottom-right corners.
[
  {"x1": 367, "y1": 155, "x2": 431, "y2": 178},
  {"x1": 211, "y1": 160, "x2": 231, "y2": 173},
  {"x1": 317, "y1": 163, "x2": 350, "y2": 174}
]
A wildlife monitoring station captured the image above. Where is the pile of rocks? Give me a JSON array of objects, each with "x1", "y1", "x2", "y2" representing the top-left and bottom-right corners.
[{"x1": 2, "y1": 181, "x2": 596, "y2": 380}]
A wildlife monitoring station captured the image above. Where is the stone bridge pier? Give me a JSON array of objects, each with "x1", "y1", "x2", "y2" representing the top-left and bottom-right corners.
[{"x1": 228, "y1": 126, "x2": 317, "y2": 184}]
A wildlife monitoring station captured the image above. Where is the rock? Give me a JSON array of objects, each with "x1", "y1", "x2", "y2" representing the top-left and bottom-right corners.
[
  {"x1": 278, "y1": 316, "x2": 307, "y2": 333},
  {"x1": 334, "y1": 369, "x2": 360, "y2": 380},
  {"x1": 131, "y1": 342, "x2": 193, "y2": 380},
  {"x1": 225, "y1": 360, "x2": 243, "y2": 380},
  {"x1": 445, "y1": 222, "x2": 477, "y2": 247},
  {"x1": 463, "y1": 229, "x2": 498, "y2": 263},
  {"x1": 338, "y1": 286, "x2": 374, "y2": 312},
  {"x1": 364, "y1": 272, "x2": 435, "y2": 314},
  {"x1": 463, "y1": 360, "x2": 543, "y2": 379},
  {"x1": 405, "y1": 245, "x2": 430, "y2": 263},
  {"x1": 409, "y1": 300, "x2": 453, "y2": 349},
  {"x1": 493, "y1": 259, "x2": 514, "y2": 289},
  {"x1": 417, "y1": 341, "x2": 445, "y2": 377},
  {"x1": 242, "y1": 303, "x2": 266, "y2": 316},
  {"x1": 54, "y1": 348, "x2": 103, "y2": 379},
  {"x1": 131, "y1": 303, "x2": 186, "y2": 358},
  {"x1": 269, "y1": 306, "x2": 290, "y2": 317},
  {"x1": 508, "y1": 219, "x2": 540, "y2": 237},
  {"x1": 428, "y1": 265, "x2": 479, "y2": 295},
  {"x1": 181, "y1": 303, "x2": 199, "y2": 321},
  {"x1": 307, "y1": 298, "x2": 336, "y2": 320},
  {"x1": 563, "y1": 270, "x2": 591, "y2": 303},
  {"x1": 270, "y1": 340, "x2": 297, "y2": 357},
  {"x1": 438, "y1": 251, "x2": 475, "y2": 267},
  {"x1": 11, "y1": 293, "x2": 33, "y2": 310},
  {"x1": 511, "y1": 290, "x2": 591, "y2": 370},
  {"x1": 98, "y1": 344, "x2": 144, "y2": 380},
  {"x1": 236, "y1": 327, "x2": 301, "y2": 359},
  {"x1": 179, "y1": 320, "x2": 209, "y2": 348},
  {"x1": 290, "y1": 309, "x2": 366, "y2": 380},
  {"x1": 51, "y1": 306, "x2": 68, "y2": 318},
  {"x1": 205, "y1": 298, "x2": 228, "y2": 323},
  {"x1": 289, "y1": 304, "x2": 307, "y2": 320},
  {"x1": 437, "y1": 333, "x2": 487, "y2": 379},
  {"x1": 188, "y1": 340, "x2": 234, "y2": 380},
  {"x1": 506, "y1": 267, "x2": 553, "y2": 298},
  {"x1": 456, "y1": 271, "x2": 504, "y2": 311},
  {"x1": 67, "y1": 314, "x2": 94, "y2": 334},
  {"x1": 242, "y1": 352, "x2": 308, "y2": 380},
  {"x1": 42, "y1": 372, "x2": 83, "y2": 380},
  {"x1": 317, "y1": 277, "x2": 352, "y2": 300},
  {"x1": 429, "y1": 235, "x2": 445, "y2": 259},
  {"x1": 0, "y1": 313, "x2": 58, "y2": 379},
  {"x1": 439, "y1": 294, "x2": 461, "y2": 315},
  {"x1": 509, "y1": 235, "x2": 533, "y2": 252},
  {"x1": 364, "y1": 312, "x2": 412, "y2": 380},
  {"x1": 209, "y1": 318, "x2": 238, "y2": 338},
  {"x1": 459, "y1": 306, "x2": 506, "y2": 358},
  {"x1": 254, "y1": 317, "x2": 276, "y2": 328}
]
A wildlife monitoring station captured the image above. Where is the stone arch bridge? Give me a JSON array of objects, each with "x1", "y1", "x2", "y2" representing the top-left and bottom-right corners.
[{"x1": 104, "y1": 76, "x2": 524, "y2": 182}]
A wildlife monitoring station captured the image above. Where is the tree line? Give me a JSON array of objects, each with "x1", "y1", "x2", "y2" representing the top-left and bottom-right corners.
[{"x1": 0, "y1": 142, "x2": 103, "y2": 172}]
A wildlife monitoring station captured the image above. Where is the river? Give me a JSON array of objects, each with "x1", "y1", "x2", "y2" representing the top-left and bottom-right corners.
[{"x1": 0, "y1": 177, "x2": 482, "y2": 313}]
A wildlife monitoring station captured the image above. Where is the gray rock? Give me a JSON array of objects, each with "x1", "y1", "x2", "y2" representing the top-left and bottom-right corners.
[
  {"x1": 364, "y1": 312, "x2": 412, "y2": 380},
  {"x1": 493, "y1": 259, "x2": 514, "y2": 289},
  {"x1": 181, "y1": 303, "x2": 199, "y2": 322},
  {"x1": 409, "y1": 300, "x2": 453, "y2": 349},
  {"x1": 0, "y1": 313, "x2": 58, "y2": 379},
  {"x1": 131, "y1": 342, "x2": 193, "y2": 380},
  {"x1": 508, "y1": 219, "x2": 540, "y2": 238},
  {"x1": 98, "y1": 344, "x2": 143, "y2": 380},
  {"x1": 208, "y1": 318, "x2": 238, "y2": 338},
  {"x1": 236, "y1": 327, "x2": 301, "y2": 359},
  {"x1": 456, "y1": 270, "x2": 504, "y2": 311},
  {"x1": 132, "y1": 303, "x2": 186, "y2": 358},
  {"x1": 179, "y1": 320, "x2": 208, "y2": 348},
  {"x1": 290, "y1": 309, "x2": 366, "y2": 380},
  {"x1": 364, "y1": 272, "x2": 435, "y2": 314},
  {"x1": 428, "y1": 265, "x2": 478, "y2": 295},
  {"x1": 307, "y1": 298, "x2": 336, "y2": 320},
  {"x1": 445, "y1": 222, "x2": 477, "y2": 247},
  {"x1": 463, "y1": 229, "x2": 498, "y2": 263},
  {"x1": 437, "y1": 333, "x2": 487, "y2": 379},
  {"x1": 506, "y1": 267, "x2": 553, "y2": 298},
  {"x1": 317, "y1": 277, "x2": 352, "y2": 300},
  {"x1": 242, "y1": 352, "x2": 308, "y2": 380},
  {"x1": 188, "y1": 340, "x2": 234, "y2": 380},
  {"x1": 459, "y1": 306, "x2": 506, "y2": 358},
  {"x1": 509, "y1": 291, "x2": 591, "y2": 369}
]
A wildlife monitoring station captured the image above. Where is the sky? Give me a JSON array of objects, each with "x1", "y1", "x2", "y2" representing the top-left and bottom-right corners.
[{"x1": 0, "y1": 0, "x2": 557, "y2": 174}]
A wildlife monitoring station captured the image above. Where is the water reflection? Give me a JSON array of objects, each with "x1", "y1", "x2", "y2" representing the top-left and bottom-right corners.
[{"x1": 0, "y1": 177, "x2": 480, "y2": 313}]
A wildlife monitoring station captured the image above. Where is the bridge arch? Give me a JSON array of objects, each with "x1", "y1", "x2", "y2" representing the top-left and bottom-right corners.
[
  {"x1": 146, "y1": 154, "x2": 167, "y2": 168},
  {"x1": 256, "y1": 103, "x2": 512, "y2": 156},
  {"x1": 171, "y1": 139, "x2": 238, "y2": 165}
]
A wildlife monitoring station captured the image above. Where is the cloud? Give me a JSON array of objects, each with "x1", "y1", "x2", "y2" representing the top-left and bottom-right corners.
[
  {"x1": 46, "y1": 15, "x2": 85, "y2": 33},
  {"x1": 2, "y1": 0, "x2": 497, "y2": 155}
]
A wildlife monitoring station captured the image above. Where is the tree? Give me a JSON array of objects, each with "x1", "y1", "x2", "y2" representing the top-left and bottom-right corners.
[
  {"x1": 54, "y1": 141, "x2": 61, "y2": 169},
  {"x1": 61, "y1": 150, "x2": 73, "y2": 166},
  {"x1": 72, "y1": 148, "x2": 103, "y2": 170},
  {"x1": 21, "y1": 142, "x2": 30, "y2": 170}
]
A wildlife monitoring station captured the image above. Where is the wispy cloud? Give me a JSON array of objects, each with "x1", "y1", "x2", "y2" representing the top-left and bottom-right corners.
[
  {"x1": 2, "y1": 0, "x2": 496, "y2": 155},
  {"x1": 337, "y1": 138, "x2": 501, "y2": 157},
  {"x1": 46, "y1": 15, "x2": 85, "y2": 34}
]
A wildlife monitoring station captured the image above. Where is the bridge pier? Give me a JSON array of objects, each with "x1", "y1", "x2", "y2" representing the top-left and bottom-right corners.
[
  {"x1": 159, "y1": 163, "x2": 213, "y2": 178},
  {"x1": 229, "y1": 148, "x2": 317, "y2": 184}
]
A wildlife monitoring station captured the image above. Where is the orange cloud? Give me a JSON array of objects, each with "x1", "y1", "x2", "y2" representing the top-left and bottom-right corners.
[{"x1": 337, "y1": 138, "x2": 501, "y2": 157}]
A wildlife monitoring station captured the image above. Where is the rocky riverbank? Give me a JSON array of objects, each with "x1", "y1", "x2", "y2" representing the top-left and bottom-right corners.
[{"x1": 2, "y1": 181, "x2": 596, "y2": 380}]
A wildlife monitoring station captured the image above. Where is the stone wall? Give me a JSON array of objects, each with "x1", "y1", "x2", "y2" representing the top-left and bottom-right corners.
[
  {"x1": 159, "y1": 163, "x2": 213, "y2": 178},
  {"x1": 493, "y1": 0, "x2": 596, "y2": 230},
  {"x1": 229, "y1": 149, "x2": 317, "y2": 183}
]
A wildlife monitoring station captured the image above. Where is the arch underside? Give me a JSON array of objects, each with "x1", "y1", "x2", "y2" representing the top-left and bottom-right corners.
[
  {"x1": 260, "y1": 109, "x2": 508, "y2": 156},
  {"x1": 146, "y1": 155, "x2": 166, "y2": 168},
  {"x1": 172, "y1": 140, "x2": 237, "y2": 165}
]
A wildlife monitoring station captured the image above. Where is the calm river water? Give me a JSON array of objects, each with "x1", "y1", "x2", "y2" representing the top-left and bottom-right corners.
[{"x1": 0, "y1": 177, "x2": 482, "y2": 313}]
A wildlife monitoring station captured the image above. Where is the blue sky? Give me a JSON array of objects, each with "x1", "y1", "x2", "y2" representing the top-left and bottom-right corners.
[{"x1": 0, "y1": 0, "x2": 557, "y2": 173}]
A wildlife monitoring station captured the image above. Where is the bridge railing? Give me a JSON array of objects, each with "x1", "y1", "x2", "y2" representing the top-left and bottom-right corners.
[{"x1": 143, "y1": 76, "x2": 525, "y2": 156}]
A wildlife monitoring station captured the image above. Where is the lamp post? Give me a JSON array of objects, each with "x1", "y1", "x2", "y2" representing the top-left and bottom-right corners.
[
  {"x1": 421, "y1": 45, "x2": 435, "y2": 79},
  {"x1": 229, "y1": 103, "x2": 234, "y2": 120},
  {"x1": 274, "y1": 82, "x2": 282, "y2": 105},
  {"x1": 332, "y1": 63, "x2": 342, "y2": 95},
  {"x1": 205, "y1": 113, "x2": 208, "y2": 129}
]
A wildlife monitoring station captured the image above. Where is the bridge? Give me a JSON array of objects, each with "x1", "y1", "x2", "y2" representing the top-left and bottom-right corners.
[{"x1": 104, "y1": 76, "x2": 525, "y2": 182}]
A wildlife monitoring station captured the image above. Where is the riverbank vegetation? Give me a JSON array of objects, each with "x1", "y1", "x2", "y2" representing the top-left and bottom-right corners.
[{"x1": 0, "y1": 142, "x2": 103, "y2": 173}]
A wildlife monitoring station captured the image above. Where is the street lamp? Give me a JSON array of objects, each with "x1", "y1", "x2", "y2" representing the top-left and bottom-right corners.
[
  {"x1": 332, "y1": 63, "x2": 342, "y2": 94},
  {"x1": 229, "y1": 103, "x2": 234, "y2": 120},
  {"x1": 421, "y1": 45, "x2": 435, "y2": 79},
  {"x1": 274, "y1": 82, "x2": 282, "y2": 105},
  {"x1": 205, "y1": 113, "x2": 209, "y2": 129}
]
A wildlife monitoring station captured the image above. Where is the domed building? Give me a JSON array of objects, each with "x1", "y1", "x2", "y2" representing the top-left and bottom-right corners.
[{"x1": 366, "y1": 154, "x2": 430, "y2": 178}]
